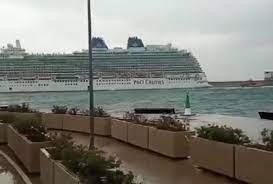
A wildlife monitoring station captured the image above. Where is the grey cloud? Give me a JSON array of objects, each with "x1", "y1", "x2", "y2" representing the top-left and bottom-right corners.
[{"x1": 0, "y1": 0, "x2": 272, "y2": 81}]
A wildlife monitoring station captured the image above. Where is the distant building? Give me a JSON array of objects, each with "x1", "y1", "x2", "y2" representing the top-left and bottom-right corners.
[{"x1": 264, "y1": 71, "x2": 273, "y2": 81}]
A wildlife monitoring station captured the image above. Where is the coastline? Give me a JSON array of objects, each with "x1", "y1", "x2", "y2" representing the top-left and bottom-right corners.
[{"x1": 209, "y1": 80, "x2": 273, "y2": 87}]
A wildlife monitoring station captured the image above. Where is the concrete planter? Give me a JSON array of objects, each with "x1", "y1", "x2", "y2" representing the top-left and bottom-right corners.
[
  {"x1": 190, "y1": 137, "x2": 234, "y2": 178},
  {"x1": 235, "y1": 145, "x2": 273, "y2": 184},
  {"x1": 0, "y1": 111, "x2": 9, "y2": 116},
  {"x1": 148, "y1": 127, "x2": 192, "y2": 158},
  {"x1": 111, "y1": 119, "x2": 128, "y2": 142},
  {"x1": 42, "y1": 113, "x2": 64, "y2": 130},
  {"x1": 0, "y1": 111, "x2": 12, "y2": 121},
  {"x1": 63, "y1": 115, "x2": 89, "y2": 133},
  {"x1": 13, "y1": 112, "x2": 41, "y2": 121},
  {"x1": 40, "y1": 148, "x2": 54, "y2": 184},
  {"x1": 127, "y1": 123, "x2": 149, "y2": 149},
  {"x1": 54, "y1": 162, "x2": 80, "y2": 184},
  {"x1": 0, "y1": 111, "x2": 41, "y2": 121},
  {"x1": 62, "y1": 115, "x2": 111, "y2": 136},
  {"x1": 7, "y1": 126, "x2": 51, "y2": 173},
  {"x1": 0, "y1": 123, "x2": 8, "y2": 143},
  {"x1": 94, "y1": 117, "x2": 111, "y2": 136},
  {"x1": 40, "y1": 148, "x2": 80, "y2": 184}
]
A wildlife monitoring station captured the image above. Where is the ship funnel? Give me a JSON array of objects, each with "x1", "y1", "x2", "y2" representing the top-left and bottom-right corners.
[{"x1": 16, "y1": 40, "x2": 21, "y2": 49}]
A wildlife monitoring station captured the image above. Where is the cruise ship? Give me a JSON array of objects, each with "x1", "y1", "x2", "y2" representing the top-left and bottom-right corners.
[{"x1": 0, "y1": 38, "x2": 210, "y2": 92}]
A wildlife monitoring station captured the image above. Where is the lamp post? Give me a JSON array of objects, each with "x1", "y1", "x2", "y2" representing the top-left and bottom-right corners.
[{"x1": 88, "y1": 0, "x2": 95, "y2": 149}]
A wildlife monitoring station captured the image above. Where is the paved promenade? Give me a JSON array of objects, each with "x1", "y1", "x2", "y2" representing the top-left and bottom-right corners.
[
  {"x1": 69, "y1": 131, "x2": 240, "y2": 184},
  {"x1": 0, "y1": 128, "x2": 246, "y2": 184}
]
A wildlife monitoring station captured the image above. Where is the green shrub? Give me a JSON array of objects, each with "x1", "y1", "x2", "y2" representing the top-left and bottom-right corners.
[
  {"x1": 156, "y1": 116, "x2": 189, "y2": 132},
  {"x1": 124, "y1": 112, "x2": 135, "y2": 120},
  {"x1": 260, "y1": 128, "x2": 273, "y2": 151},
  {"x1": 12, "y1": 118, "x2": 48, "y2": 142},
  {"x1": 52, "y1": 105, "x2": 68, "y2": 114},
  {"x1": 123, "y1": 113, "x2": 188, "y2": 131},
  {"x1": 49, "y1": 134, "x2": 141, "y2": 184},
  {"x1": 196, "y1": 124, "x2": 250, "y2": 145},
  {"x1": 123, "y1": 112, "x2": 148, "y2": 125},
  {"x1": 93, "y1": 107, "x2": 110, "y2": 117},
  {"x1": 68, "y1": 107, "x2": 79, "y2": 115},
  {"x1": 78, "y1": 107, "x2": 110, "y2": 117},
  {"x1": 49, "y1": 133, "x2": 74, "y2": 160},
  {"x1": 7, "y1": 103, "x2": 36, "y2": 113},
  {"x1": 0, "y1": 113, "x2": 15, "y2": 124}
]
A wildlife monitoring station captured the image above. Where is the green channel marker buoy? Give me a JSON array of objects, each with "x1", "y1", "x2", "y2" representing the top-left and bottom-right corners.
[{"x1": 184, "y1": 92, "x2": 192, "y2": 116}]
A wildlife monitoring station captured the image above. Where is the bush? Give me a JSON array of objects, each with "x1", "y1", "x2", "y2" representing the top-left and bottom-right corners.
[
  {"x1": 123, "y1": 112, "x2": 148, "y2": 125},
  {"x1": 68, "y1": 107, "x2": 79, "y2": 115},
  {"x1": 77, "y1": 107, "x2": 110, "y2": 117},
  {"x1": 49, "y1": 133, "x2": 74, "y2": 160},
  {"x1": 7, "y1": 103, "x2": 36, "y2": 113},
  {"x1": 93, "y1": 107, "x2": 110, "y2": 117},
  {"x1": 123, "y1": 112, "x2": 136, "y2": 121},
  {"x1": 52, "y1": 105, "x2": 68, "y2": 114},
  {"x1": 49, "y1": 134, "x2": 141, "y2": 184},
  {"x1": 260, "y1": 128, "x2": 273, "y2": 151},
  {"x1": 12, "y1": 118, "x2": 48, "y2": 142},
  {"x1": 0, "y1": 113, "x2": 15, "y2": 124},
  {"x1": 156, "y1": 116, "x2": 189, "y2": 132},
  {"x1": 123, "y1": 113, "x2": 188, "y2": 131},
  {"x1": 196, "y1": 124, "x2": 250, "y2": 145}
]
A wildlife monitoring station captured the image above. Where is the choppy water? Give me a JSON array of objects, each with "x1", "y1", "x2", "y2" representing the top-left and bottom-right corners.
[{"x1": 0, "y1": 87, "x2": 273, "y2": 118}]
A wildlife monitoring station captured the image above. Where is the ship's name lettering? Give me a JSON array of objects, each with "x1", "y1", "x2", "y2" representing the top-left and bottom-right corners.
[{"x1": 133, "y1": 80, "x2": 164, "y2": 85}]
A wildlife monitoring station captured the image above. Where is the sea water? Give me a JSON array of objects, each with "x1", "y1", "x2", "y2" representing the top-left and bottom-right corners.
[{"x1": 0, "y1": 87, "x2": 272, "y2": 118}]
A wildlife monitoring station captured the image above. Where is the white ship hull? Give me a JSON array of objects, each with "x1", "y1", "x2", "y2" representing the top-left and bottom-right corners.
[{"x1": 0, "y1": 78, "x2": 210, "y2": 93}]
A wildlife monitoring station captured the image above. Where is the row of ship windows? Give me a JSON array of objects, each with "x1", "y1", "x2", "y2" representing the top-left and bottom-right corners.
[
  {"x1": 24, "y1": 62, "x2": 187, "y2": 65},
  {"x1": 169, "y1": 80, "x2": 194, "y2": 83},
  {"x1": 13, "y1": 81, "x2": 38, "y2": 83},
  {"x1": 1, "y1": 63, "x2": 198, "y2": 67},
  {"x1": 5, "y1": 80, "x2": 85, "y2": 83},
  {"x1": 54, "y1": 80, "x2": 88, "y2": 83},
  {"x1": 3, "y1": 63, "x2": 197, "y2": 66},
  {"x1": 2, "y1": 57, "x2": 194, "y2": 63},
  {"x1": 64, "y1": 83, "x2": 78, "y2": 86},
  {"x1": 2, "y1": 67, "x2": 194, "y2": 71},
  {"x1": 0, "y1": 68, "x2": 199, "y2": 72},
  {"x1": 1, "y1": 60, "x2": 196, "y2": 64},
  {"x1": 97, "y1": 79, "x2": 130, "y2": 82},
  {"x1": 96, "y1": 83, "x2": 131, "y2": 86},
  {"x1": 169, "y1": 79, "x2": 193, "y2": 83},
  {"x1": 0, "y1": 84, "x2": 49, "y2": 87},
  {"x1": 55, "y1": 79, "x2": 131, "y2": 83},
  {"x1": 2, "y1": 79, "x2": 133, "y2": 83},
  {"x1": 168, "y1": 78, "x2": 196, "y2": 81}
]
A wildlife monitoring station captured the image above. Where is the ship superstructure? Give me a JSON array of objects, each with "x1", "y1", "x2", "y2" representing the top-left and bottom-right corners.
[{"x1": 0, "y1": 38, "x2": 210, "y2": 92}]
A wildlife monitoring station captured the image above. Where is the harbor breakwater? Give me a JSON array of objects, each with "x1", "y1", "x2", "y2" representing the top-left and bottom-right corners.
[{"x1": 209, "y1": 80, "x2": 273, "y2": 87}]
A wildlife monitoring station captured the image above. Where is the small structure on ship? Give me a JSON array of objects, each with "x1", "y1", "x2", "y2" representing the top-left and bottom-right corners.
[
  {"x1": 127, "y1": 37, "x2": 145, "y2": 49},
  {"x1": 264, "y1": 71, "x2": 273, "y2": 81}
]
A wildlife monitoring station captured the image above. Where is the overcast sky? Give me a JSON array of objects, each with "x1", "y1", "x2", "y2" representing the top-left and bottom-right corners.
[{"x1": 0, "y1": 0, "x2": 272, "y2": 81}]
